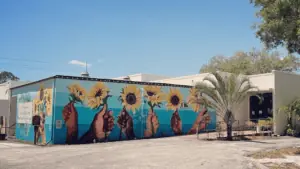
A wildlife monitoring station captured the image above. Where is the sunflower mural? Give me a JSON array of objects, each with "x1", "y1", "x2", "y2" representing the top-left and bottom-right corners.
[
  {"x1": 32, "y1": 85, "x2": 53, "y2": 145},
  {"x1": 167, "y1": 88, "x2": 183, "y2": 135},
  {"x1": 79, "y1": 82, "x2": 114, "y2": 143},
  {"x1": 62, "y1": 84, "x2": 86, "y2": 144},
  {"x1": 43, "y1": 88, "x2": 53, "y2": 116},
  {"x1": 187, "y1": 87, "x2": 211, "y2": 134},
  {"x1": 117, "y1": 85, "x2": 141, "y2": 140},
  {"x1": 143, "y1": 85, "x2": 164, "y2": 138}
]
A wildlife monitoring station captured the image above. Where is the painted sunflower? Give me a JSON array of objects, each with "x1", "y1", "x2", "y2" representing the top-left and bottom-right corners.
[
  {"x1": 87, "y1": 82, "x2": 109, "y2": 109},
  {"x1": 187, "y1": 88, "x2": 201, "y2": 112},
  {"x1": 120, "y1": 85, "x2": 141, "y2": 113},
  {"x1": 166, "y1": 88, "x2": 183, "y2": 111},
  {"x1": 43, "y1": 89, "x2": 53, "y2": 116},
  {"x1": 67, "y1": 84, "x2": 86, "y2": 103},
  {"x1": 38, "y1": 84, "x2": 45, "y2": 101},
  {"x1": 33, "y1": 99, "x2": 42, "y2": 115},
  {"x1": 144, "y1": 85, "x2": 164, "y2": 107},
  {"x1": 187, "y1": 87, "x2": 208, "y2": 112}
]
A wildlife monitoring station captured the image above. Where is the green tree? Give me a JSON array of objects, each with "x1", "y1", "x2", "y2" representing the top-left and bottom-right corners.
[
  {"x1": 200, "y1": 49, "x2": 300, "y2": 74},
  {"x1": 195, "y1": 71, "x2": 258, "y2": 140},
  {"x1": 250, "y1": 0, "x2": 300, "y2": 54},
  {"x1": 0, "y1": 71, "x2": 19, "y2": 83}
]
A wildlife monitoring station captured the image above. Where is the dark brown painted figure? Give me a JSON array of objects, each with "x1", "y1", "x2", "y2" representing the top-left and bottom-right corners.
[
  {"x1": 62, "y1": 102, "x2": 78, "y2": 144},
  {"x1": 171, "y1": 109, "x2": 182, "y2": 135},
  {"x1": 144, "y1": 107, "x2": 159, "y2": 138},
  {"x1": 79, "y1": 104, "x2": 114, "y2": 143},
  {"x1": 188, "y1": 109, "x2": 209, "y2": 134},
  {"x1": 117, "y1": 107, "x2": 135, "y2": 140}
]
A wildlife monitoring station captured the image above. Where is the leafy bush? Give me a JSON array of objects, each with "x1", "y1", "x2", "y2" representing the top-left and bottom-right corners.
[
  {"x1": 286, "y1": 128, "x2": 295, "y2": 136},
  {"x1": 280, "y1": 98, "x2": 300, "y2": 136}
]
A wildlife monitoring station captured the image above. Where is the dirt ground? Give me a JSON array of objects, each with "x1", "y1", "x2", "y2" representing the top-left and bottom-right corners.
[
  {"x1": 248, "y1": 147, "x2": 300, "y2": 159},
  {"x1": 248, "y1": 146, "x2": 300, "y2": 169},
  {"x1": 0, "y1": 135, "x2": 299, "y2": 169}
]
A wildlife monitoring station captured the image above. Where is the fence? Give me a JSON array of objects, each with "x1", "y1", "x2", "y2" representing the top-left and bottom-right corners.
[{"x1": 197, "y1": 118, "x2": 274, "y2": 140}]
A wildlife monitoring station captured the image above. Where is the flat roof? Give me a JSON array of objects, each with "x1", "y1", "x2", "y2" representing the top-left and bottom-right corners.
[{"x1": 10, "y1": 75, "x2": 192, "y2": 90}]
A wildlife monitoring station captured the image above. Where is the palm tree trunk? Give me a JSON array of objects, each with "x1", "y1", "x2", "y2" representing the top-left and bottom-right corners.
[
  {"x1": 226, "y1": 123, "x2": 233, "y2": 140},
  {"x1": 225, "y1": 110, "x2": 234, "y2": 140},
  {"x1": 63, "y1": 101, "x2": 78, "y2": 144}
]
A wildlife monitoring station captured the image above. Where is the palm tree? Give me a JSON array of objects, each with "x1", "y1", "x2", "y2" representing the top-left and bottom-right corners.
[{"x1": 194, "y1": 71, "x2": 259, "y2": 140}]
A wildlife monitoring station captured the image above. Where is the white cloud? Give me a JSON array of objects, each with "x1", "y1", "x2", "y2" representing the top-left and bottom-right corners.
[
  {"x1": 97, "y1": 59, "x2": 103, "y2": 63},
  {"x1": 68, "y1": 60, "x2": 91, "y2": 68}
]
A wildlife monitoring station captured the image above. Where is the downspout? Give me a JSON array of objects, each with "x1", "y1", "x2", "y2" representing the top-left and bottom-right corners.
[
  {"x1": 7, "y1": 83, "x2": 11, "y2": 136},
  {"x1": 271, "y1": 70, "x2": 277, "y2": 135},
  {"x1": 51, "y1": 78, "x2": 57, "y2": 144},
  {"x1": 140, "y1": 88, "x2": 144, "y2": 138},
  {"x1": 272, "y1": 88, "x2": 276, "y2": 135}
]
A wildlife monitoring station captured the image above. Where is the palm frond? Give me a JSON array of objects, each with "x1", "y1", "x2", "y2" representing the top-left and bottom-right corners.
[
  {"x1": 194, "y1": 82, "x2": 227, "y2": 117},
  {"x1": 235, "y1": 84, "x2": 259, "y2": 104},
  {"x1": 212, "y1": 71, "x2": 226, "y2": 91},
  {"x1": 213, "y1": 72, "x2": 230, "y2": 108},
  {"x1": 195, "y1": 82, "x2": 224, "y2": 108},
  {"x1": 203, "y1": 75, "x2": 218, "y2": 89},
  {"x1": 196, "y1": 71, "x2": 259, "y2": 123}
]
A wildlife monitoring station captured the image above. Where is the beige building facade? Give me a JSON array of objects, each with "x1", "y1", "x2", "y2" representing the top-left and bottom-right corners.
[
  {"x1": 113, "y1": 73, "x2": 170, "y2": 82},
  {"x1": 146, "y1": 70, "x2": 299, "y2": 135},
  {"x1": 0, "y1": 80, "x2": 30, "y2": 132}
]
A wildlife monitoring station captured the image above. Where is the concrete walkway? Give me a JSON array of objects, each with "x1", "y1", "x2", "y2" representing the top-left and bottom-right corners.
[{"x1": 0, "y1": 135, "x2": 299, "y2": 169}]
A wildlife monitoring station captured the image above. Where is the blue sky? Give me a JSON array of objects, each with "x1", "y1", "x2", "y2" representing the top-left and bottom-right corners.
[{"x1": 0, "y1": 0, "x2": 287, "y2": 81}]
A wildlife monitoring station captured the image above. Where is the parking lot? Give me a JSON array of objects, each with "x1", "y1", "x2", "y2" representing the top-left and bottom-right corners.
[{"x1": 0, "y1": 135, "x2": 299, "y2": 169}]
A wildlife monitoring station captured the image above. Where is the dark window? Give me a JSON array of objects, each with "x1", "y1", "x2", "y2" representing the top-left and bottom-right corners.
[{"x1": 249, "y1": 93, "x2": 273, "y2": 122}]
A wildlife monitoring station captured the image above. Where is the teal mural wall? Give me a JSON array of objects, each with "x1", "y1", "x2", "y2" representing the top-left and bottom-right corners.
[
  {"x1": 12, "y1": 76, "x2": 216, "y2": 145},
  {"x1": 12, "y1": 79, "x2": 54, "y2": 144},
  {"x1": 52, "y1": 78, "x2": 216, "y2": 144}
]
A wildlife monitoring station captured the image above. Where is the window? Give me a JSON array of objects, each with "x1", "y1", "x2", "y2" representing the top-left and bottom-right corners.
[{"x1": 249, "y1": 92, "x2": 273, "y2": 122}]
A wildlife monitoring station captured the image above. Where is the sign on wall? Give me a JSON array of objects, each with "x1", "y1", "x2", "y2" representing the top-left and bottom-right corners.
[
  {"x1": 17, "y1": 102, "x2": 33, "y2": 124},
  {"x1": 56, "y1": 120, "x2": 62, "y2": 129}
]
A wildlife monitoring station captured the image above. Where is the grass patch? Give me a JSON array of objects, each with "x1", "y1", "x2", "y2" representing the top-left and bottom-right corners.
[
  {"x1": 249, "y1": 147, "x2": 300, "y2": 159},
  {"x1": 263, "y1": 162, "x2": 300, "y2": 169},
  {"x1": 203, "y1": 135, "x2": 275, "y2": 141}
]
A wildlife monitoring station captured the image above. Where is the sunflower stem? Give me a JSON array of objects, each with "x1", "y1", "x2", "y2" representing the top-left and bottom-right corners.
[
  {"x1": 118, "y1": 106, "x2": 126, "y2": 140},
  {"x1": 150, "y1": 106, "x2": 155, "y2": 138}
]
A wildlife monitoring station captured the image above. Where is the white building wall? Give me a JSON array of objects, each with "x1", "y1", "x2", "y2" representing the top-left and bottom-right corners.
[
  {"x1": 0, "y1": 81, "x2": 30, "y2": 100},
  {"x1": 153, "y1": 72, "x2": 274, "y2": 90},
  {"x1": 0, "y1": 80, "x2": 30, "y2": 129},
  {"x1": 141, "y1": 74, "x2": 170, "y2": 82},
  {"x1": 152, "y1": 73, "x2": 209, "y2": 85},
  {"x1": 233, "y1": 73, "x2": 274, "y2": 127},
  {"x1": 235, "y1": 73, "x2": 274, "y2": 127},
  {"x1": 113, "y1": 74, "x2": 143, "y2": 81},
  {"x1": 0, "y1": 83, "x2": 9, "y2": 100},
  {"x1": 113, "y1": 73, "x2": 170, "y2": 82},
  {"x1": 273, "y1": 71, "x2": 300, "y2": 135},
  {"x1": 247, "y1": 73, "x2": 274, "y2": 92}
]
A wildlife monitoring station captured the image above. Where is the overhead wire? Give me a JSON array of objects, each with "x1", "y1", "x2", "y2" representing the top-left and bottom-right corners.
[
  {"x1": 0, "y1": 58, "x2": 67, "y2": 75},
  {"x1": 0, "y1": 57, "x2": 89, "y2": 77},
  {"x1": 0, "y1": 57, "x2": 49, "y2": 63}
]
